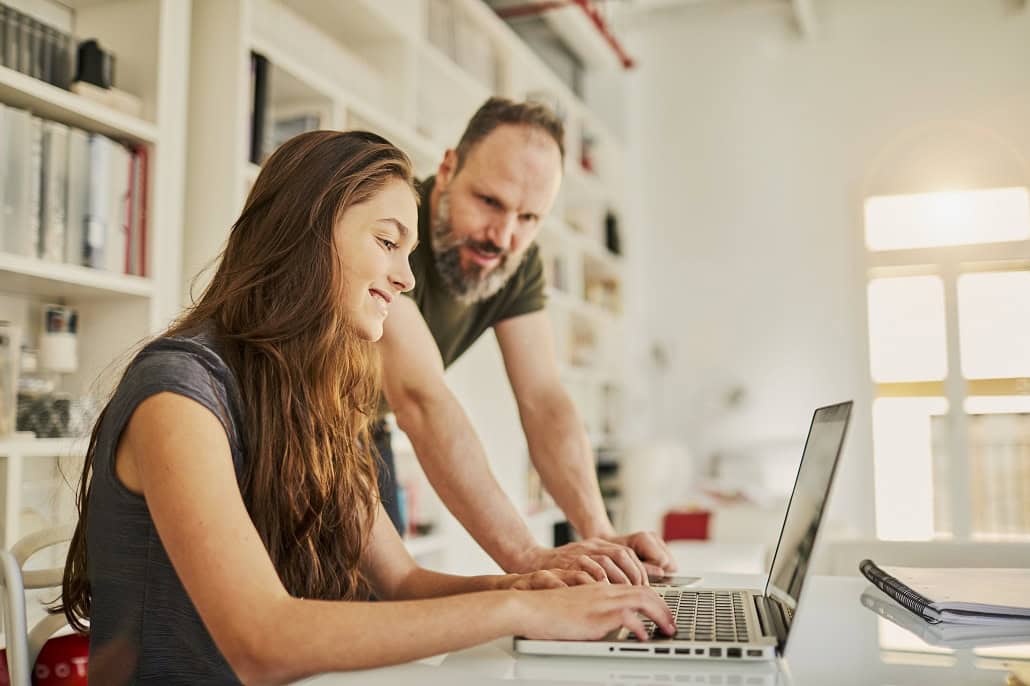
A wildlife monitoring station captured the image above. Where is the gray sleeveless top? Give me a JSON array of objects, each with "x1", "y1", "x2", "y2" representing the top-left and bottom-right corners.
[{"x1": 86, "y1": 329, "x2": 245, "y2": 684}]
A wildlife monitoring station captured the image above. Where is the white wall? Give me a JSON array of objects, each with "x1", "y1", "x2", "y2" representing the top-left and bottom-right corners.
[{"x1": 624, "y1": 0, "x2": 1030, "y2": 537}]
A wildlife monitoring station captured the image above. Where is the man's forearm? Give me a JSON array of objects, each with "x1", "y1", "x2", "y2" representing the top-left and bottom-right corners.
[
  {"x1": 394, "y1": 388, "x2": 541, "y2": 572},
  {"x1": 522, "y1": 389, "x2": 614, "y2": 540}
]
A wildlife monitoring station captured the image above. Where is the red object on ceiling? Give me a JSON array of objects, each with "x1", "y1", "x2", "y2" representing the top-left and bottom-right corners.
[{"x1": 494, "y1": 1, "x2": 636, "y2": 69}]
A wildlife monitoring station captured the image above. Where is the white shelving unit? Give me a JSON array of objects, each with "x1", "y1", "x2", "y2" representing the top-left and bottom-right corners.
[
  {"x1": 0, "y1": 0, "x2": 190, "y2": 548},
  {"x1": 184, "y1": 0, "x2": 629, "y2": 567}
]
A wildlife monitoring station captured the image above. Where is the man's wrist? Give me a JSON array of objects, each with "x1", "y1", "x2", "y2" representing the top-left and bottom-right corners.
[
  {"x1": 502, "y1": 544, "x2": 545, "y2": 574},
  {"x1": 578, "y1": 518, "x2": 617, "y2": 541}
]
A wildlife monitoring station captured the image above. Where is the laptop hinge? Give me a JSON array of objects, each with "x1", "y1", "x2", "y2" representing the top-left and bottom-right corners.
[{"x1": 754, "y1": 595, "x2": 789, "y2": 648}]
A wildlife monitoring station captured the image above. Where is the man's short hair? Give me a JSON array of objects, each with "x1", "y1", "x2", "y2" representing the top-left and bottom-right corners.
[{"x1": 453, "y1": 97, "x2": 565, "y2": 173}]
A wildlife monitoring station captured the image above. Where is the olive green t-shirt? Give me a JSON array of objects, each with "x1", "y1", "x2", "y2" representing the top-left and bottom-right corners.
[{"x1": 405, "y1": 176, "x2": 547, "y2": 369}]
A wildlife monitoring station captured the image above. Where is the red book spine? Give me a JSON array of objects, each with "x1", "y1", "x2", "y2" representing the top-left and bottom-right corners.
[
  {"x1": 125, "y1": 149, "x2": 136, "y2": 274},
  {"x1": 139, "y1": 145, "x2": 148, "y2": 277}
]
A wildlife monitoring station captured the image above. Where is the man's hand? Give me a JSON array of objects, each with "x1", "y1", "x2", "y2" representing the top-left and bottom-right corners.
[
  {"x1": 514, "y1": 532, "x2": 676, "y2": 585},
  {"x1": 603, "y1": 531, "x2": 678, "y2": 579}
]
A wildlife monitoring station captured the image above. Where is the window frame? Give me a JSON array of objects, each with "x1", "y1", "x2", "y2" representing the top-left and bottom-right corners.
[{"x1": 863, "y1": 210, "x2": 1030, "y2": 541}]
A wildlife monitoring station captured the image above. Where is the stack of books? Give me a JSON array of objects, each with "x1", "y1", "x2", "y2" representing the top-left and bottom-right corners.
[
  {"x1": 0, "y1": 2, "x2": 74, "y2": 89},
  {"x1": 0, "y1": 103, "x2": 148, "y2": 276}
]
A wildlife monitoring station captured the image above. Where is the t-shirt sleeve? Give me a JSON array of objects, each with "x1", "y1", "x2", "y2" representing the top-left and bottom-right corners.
[
  {"x1": 105, "y1": 348, "x2": 242, "y2": 470},
  {"x1": 496, "y1": 245, "x2": 548, "y2": 323}
]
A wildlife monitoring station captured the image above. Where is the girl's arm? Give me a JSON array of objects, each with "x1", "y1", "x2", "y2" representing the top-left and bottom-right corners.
[{"x1": 125, "y1": 392, "x2": 674, "y2": 686}]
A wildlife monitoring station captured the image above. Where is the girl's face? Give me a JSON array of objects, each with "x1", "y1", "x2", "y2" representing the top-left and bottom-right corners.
[{"x1": 334, "y1": 178, "x2": 418, "y2": 341}]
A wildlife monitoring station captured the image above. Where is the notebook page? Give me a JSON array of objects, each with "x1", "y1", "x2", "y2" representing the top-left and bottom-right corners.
[{"x1": 883, "y1": 567, "x2": 1030, "y2": 617}]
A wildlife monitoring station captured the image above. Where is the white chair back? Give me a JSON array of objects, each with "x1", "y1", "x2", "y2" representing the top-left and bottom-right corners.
[{"x1": 1, "y1": 524, "x2": 76, "y2": 686}]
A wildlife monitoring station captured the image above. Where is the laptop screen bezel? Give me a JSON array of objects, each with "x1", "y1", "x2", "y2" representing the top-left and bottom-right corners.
[{"x1": 762, "y1": 402, "x2": 853, "y2": 615}]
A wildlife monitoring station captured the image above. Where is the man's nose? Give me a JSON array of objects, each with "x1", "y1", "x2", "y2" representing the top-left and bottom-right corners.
[{"x1": 486, "y1": 213, "x2": 517, "y2": 252}]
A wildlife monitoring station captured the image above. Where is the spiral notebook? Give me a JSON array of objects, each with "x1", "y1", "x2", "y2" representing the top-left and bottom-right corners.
[
  {"x1": 860, "y1": 588, "x2": 1030, "y2": 648},
  {"x1": 859, "y1": 559, "x2": 1030, "y2": 625}
]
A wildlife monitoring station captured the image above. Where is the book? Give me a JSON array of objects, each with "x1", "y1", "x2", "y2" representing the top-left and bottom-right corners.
[
  {"x1": 84, "y1": 132, "x2": 112, "y2": 269},
  {"x1": 127, "y1": 145, "x2": 148, "y2": 276},
  {"x1": 105, "y1": 140, "x2": 131, "y2": 273},
  {"x1": 40, "y1": 119, "x2": 69, "y2": 262},
  {"x1": 249, "y1": 52, "x2": 269, "y2": 164},
  {"x1": 0, "y1": 104, "x2": 5, "y2": 241},
  {"x1": 1, "y1": 104, "x2": 30, "y2": 255},
  {"x1": 64, "y1": 127, "x2": 90, "y2": 265},
  {"x1": 26, "y1": 115, "x2": 43, "y2": 258},
  {"x1": 860, "y1": 587, "x2": 1030, "y2": 649},
  {"x1": 860, "y1": 559, "x2": 1030, "y2": 625}
]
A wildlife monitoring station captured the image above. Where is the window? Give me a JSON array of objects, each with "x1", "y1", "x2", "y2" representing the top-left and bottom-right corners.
[{"x1": 863, "y1": 187, "x2": 1030, "y2": 541}]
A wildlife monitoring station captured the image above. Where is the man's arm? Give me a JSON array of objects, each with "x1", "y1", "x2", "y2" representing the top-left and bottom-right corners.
[
  {"x1": 379, "y1": 297, "x2": 553, "y2": 574},
  {"x1": 379, "y1": 298, "x2": 662, "y2": 582},
  {"x1": 495, "y1": 311, "x2": 677, "y2": 578}
]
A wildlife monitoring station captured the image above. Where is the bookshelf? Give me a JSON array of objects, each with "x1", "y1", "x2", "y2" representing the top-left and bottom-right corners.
[
  {"x1": 184, "y1": 0, "x2": 629, "y2": 570},
  {"x1": 0, "y1": 64, "x2": 159, "y2": 143},
  {"x1": 0, "y1": 0, "x2": 190, "y2": 549}
]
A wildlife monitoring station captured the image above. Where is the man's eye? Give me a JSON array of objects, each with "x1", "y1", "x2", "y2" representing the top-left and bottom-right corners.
[{"x1": 480, "y1": 195, "x2": 502, "y2": 209}]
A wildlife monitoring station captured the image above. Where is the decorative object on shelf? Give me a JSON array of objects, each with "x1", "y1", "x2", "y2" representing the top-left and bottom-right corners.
[
  {"x1": 71, "y1": 37, "x2": 143, "y2": 116},
  {"x1": 0, "y1": 2, "x2": 73, "y2": 89},
  {"x1": 74, "y1": 38, "x2": 113, "y2": 88},
  {"x1": 15, "y1": 345, "x2": 65, "y2": 438},
  {"x1": 14, "y1": 303, "x2": 82, "y2": 438},
  {"x1": 39, "y1": 303, "x2": 77, "y2": 373},
  {"x1": 580, "y1": 131, "x2": 595, "y2": 173},
  {"x1": 16, "y1": 388, "x2": 70, "y2": 438},
  {"x1": 0, "y1": 320, "x2": 22, "y2": 436}
]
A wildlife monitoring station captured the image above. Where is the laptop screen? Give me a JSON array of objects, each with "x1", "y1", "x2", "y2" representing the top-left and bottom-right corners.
[{"x1": 764, "y1": 402, "x2": 852, "y2": 610}]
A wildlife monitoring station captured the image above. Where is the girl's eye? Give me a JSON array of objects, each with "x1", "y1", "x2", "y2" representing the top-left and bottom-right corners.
[{"x1": 380, "y1": 237, "x2": 399, "y2": 251}]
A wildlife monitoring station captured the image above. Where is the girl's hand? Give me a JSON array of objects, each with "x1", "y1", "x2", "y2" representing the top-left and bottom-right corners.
[
  {"x1": 498, "y1": 569, "x2": 598, "y2": 590},
  {"x1": 513, "y1": 584, "x2": 676, "y2": 642}
]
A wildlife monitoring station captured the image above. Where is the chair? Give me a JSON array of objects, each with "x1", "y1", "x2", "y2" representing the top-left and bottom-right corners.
[{"x1": 0, "y1": 524, "x2": 79, "y2": 686}]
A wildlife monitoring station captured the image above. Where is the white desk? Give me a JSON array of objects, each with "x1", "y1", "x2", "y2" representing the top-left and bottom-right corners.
[{"x1": 299, "y1": 573, "x2": 1030, "y2": 686}]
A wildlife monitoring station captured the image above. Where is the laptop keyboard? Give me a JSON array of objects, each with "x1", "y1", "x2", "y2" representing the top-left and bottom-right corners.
[{"x1": 640, "y1": 591, "x2": 750, "y2": 642}]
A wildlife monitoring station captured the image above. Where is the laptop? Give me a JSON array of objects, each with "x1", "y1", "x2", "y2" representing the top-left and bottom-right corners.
[{"x1": 515, "y1": 400, "x2": 853, "y2": 662}]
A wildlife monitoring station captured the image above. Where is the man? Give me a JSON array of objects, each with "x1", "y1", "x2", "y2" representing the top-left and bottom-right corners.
[{"x1": 376, "y1": 98, "x2": 675, "y2": 584}]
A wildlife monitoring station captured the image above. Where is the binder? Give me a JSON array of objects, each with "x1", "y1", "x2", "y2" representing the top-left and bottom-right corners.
[
  {"x1": 40, "y1": 120, "x2": 69, "y2": 262},
  {"x1": 860, "y1": 559, "x2": 1030, "y2": 625},
  {"x1": 65, "y1": 127, "x2": 90, "y2": 265}
]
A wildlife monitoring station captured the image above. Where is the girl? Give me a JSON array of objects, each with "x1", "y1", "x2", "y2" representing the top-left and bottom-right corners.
[{"x1": 60, "y1": 130, "x2": 673, "y2": 685}]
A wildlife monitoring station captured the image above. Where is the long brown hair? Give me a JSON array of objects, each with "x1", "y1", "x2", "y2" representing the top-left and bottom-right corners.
[{"x1": 61, "y1": 130, "x2": 417, "y2": 631}]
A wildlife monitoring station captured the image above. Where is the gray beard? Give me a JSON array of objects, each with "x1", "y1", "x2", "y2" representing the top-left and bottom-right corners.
[{"x1": 431, "y1": 191, "x2": 524, "y2": 305}]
